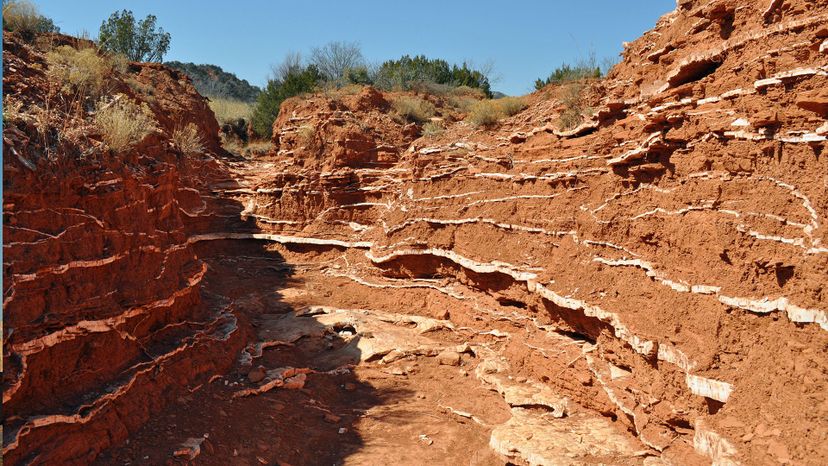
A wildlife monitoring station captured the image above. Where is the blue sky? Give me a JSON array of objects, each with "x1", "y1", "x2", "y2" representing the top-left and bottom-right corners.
[{"x1": 35, "y1": 1, "x2": 674, "y2": 96}]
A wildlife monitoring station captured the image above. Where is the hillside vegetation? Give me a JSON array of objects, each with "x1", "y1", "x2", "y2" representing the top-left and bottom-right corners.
[{"x1": 165, "y1": 61, "x2": 261, "y2": 102}]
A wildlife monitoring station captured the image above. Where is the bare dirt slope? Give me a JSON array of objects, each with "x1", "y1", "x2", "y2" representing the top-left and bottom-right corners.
[{"x1": 4, "y1": 0, "x2": 828, "y2": 465}]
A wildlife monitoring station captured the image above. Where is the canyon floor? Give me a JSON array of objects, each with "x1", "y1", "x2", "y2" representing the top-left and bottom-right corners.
[{"x1": 92, "y1": 160, "x2": 653, "y2": 466}]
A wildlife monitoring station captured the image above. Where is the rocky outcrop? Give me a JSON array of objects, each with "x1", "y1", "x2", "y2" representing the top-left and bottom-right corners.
[
  {"x1": 212, "y1": 1, "x2": 828, "y2": 464},
  {"x1": 2, "y1": 32, "x2": 240, "y2": 464}
]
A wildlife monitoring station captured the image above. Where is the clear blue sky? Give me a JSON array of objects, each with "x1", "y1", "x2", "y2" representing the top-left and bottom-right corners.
[{"x1": 35, "y1": 0, "x2": 674, "y2": 96}]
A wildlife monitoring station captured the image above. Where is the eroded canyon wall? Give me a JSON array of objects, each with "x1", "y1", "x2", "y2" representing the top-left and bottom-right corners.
[
  {"x1": 2, "y1": 33, "x2": 243, "y2": 464},
  {"x1": 228, "y1": 1, "x2": 826, "y2": 463}
]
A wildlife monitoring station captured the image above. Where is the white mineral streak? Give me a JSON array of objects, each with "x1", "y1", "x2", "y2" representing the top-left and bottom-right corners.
[
  {"x1": 367, "y1": 247, "x2": 740, "y2": 402},
  {"x1": 188, "y1": 232, "x2": 373, "y2": 249},
  {"x1": 694, "y1": 420, "x2": 740, "y2": 466}
]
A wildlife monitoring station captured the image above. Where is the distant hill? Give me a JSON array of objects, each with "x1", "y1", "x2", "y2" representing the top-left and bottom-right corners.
[{"x1": 166, "y1": 61, "x2": 261, "y2": 102}]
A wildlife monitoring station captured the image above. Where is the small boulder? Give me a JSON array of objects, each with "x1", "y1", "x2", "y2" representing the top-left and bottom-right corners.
[
  {"x1": 509, "y1": 132, "x2": 527, "y2": 144},
  {"x1": 248, "y1": 366, "x2": 267, "y2": 384},
  {"x1": 751, "y1": 110, "x2": 779, "y2": 128},
  {"x1": 436, "y1": 350, "x2": 462, "y2": 366},
  {"x1": 173, "y1": 438, "x2": 204, "y2": 460},
  {"x1": 282, "y1": 373, "x2": 307, "y2": 390}
]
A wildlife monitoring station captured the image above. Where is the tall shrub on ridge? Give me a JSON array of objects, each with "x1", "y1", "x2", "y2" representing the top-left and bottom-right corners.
[
  {"x1": 251, "y1": 65, "x2": 322, "y2": 138},
  {"x1": 98, "y1": 10, "x2": 171, "y2": 62}
]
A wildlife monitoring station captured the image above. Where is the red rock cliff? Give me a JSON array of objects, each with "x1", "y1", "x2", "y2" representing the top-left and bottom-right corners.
[{"x1": 2, "y1": 32, "x2": 241, "y2": 464}]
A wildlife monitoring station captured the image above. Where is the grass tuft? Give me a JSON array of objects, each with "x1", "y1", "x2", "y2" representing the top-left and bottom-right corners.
[
  {"x1": 46, "y1": 45, "x2": 112, "y2": 100},
  {"x1": 392, "y1": 96, "x2": 435, "y2": 124},
  {"x1": 172, "y1": 123, "x2": 204, "y2": 154},
  {"x1": 296, "y1": 125, "x2": 316, "y2": 146},
  {"x1": 556, "y1": 83, "x2": 590, "y2": 131},
  {"x1": 94, "y1": 95, "x2": 157, "y2": 151},
  {"x1": 208, "y1": 97, "x2": 253, "y2": 125},
  {"x1": 466, "y1": 96, "x2": 527, "y2": 127},
  {"x1": 422, "y1": 120, "x2": 444, "y2": 136}
]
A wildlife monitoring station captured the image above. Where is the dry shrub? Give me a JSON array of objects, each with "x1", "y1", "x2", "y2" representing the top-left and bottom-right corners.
[
  {"x1": 109, "y1": 52, "x2": 129, "y2": 74},
  {"x1": 466, "y1": 96, "x2": 527, "y2": 127},
  {"x1": 497, "y1": 96, "x2": 527, "y2": 117},
  {"x1": 3, "y1": 95, "x2": 27, "y2": 124},
  {"x1": 208, "y1": 97, "x2": 253, "y2": 125},
  {"x1": 450, "y1": 85, "x2": 486, "y2": 98},
  {"x1": 2, "y1": 0, "x2": 41, "y2": 36},
  {"x1": 447, "y1": 95, "x2": 478, "y2": 112},
  {"x1": 321, "y1": 83, "x2": 364, "y2": 100},
  {"x1": 422, "y1": 120, "x2": 444, "y2": 136},
  {"x1": 172, "y1": 123, "x2": 204, "y2": 154},
  {"x1": 296, "y1": 125, "x2": 316, "y2": 146},
  {"x1": 46, "y1": 45, "x2": 112, "y2": 99},
  {"x1": 94, "y1": 95, "x2": 157, "y2": 151},
  {"x1": 556, "y1": 82, "x2": 589, "y2": 130},
  {"x1": 392, "y1": 96, "x2": 435, "y2": 123},
  {"x1": 467, "y1": 100, "x2": 501, "y2": 127}
]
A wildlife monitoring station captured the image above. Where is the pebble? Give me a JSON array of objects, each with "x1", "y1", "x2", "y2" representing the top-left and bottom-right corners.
[
  {"x1": 248, "y1": 366, "x2": 267, "y2": 384},
  {"x1": 324, "y1": 413, "x2": 342, "y2": 423}
]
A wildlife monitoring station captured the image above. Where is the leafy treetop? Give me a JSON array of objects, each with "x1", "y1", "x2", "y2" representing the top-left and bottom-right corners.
[{"x1": 98, "y1": 10, "x2": 171, "y2": 62}]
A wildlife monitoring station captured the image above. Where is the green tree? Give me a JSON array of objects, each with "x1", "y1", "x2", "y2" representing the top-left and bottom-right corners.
[
  {"x1": 534, "y1": 63, "x2": 601, "y2": 90},
  {"x1": 374, "y1": 55, "x2": 491, "y2": 97},
  {"x1": 344, "y1": 66, "x2": 373, "y2": 85},
  {"x1": 251, "y1": 65, "x2": 322, "y2": 138},
  {"x1": 450, "y1": 63, "x2": 491, "y2": 97},
  {"x1": 98, "y1": 10, "x2": 171, "y2": 62}
]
